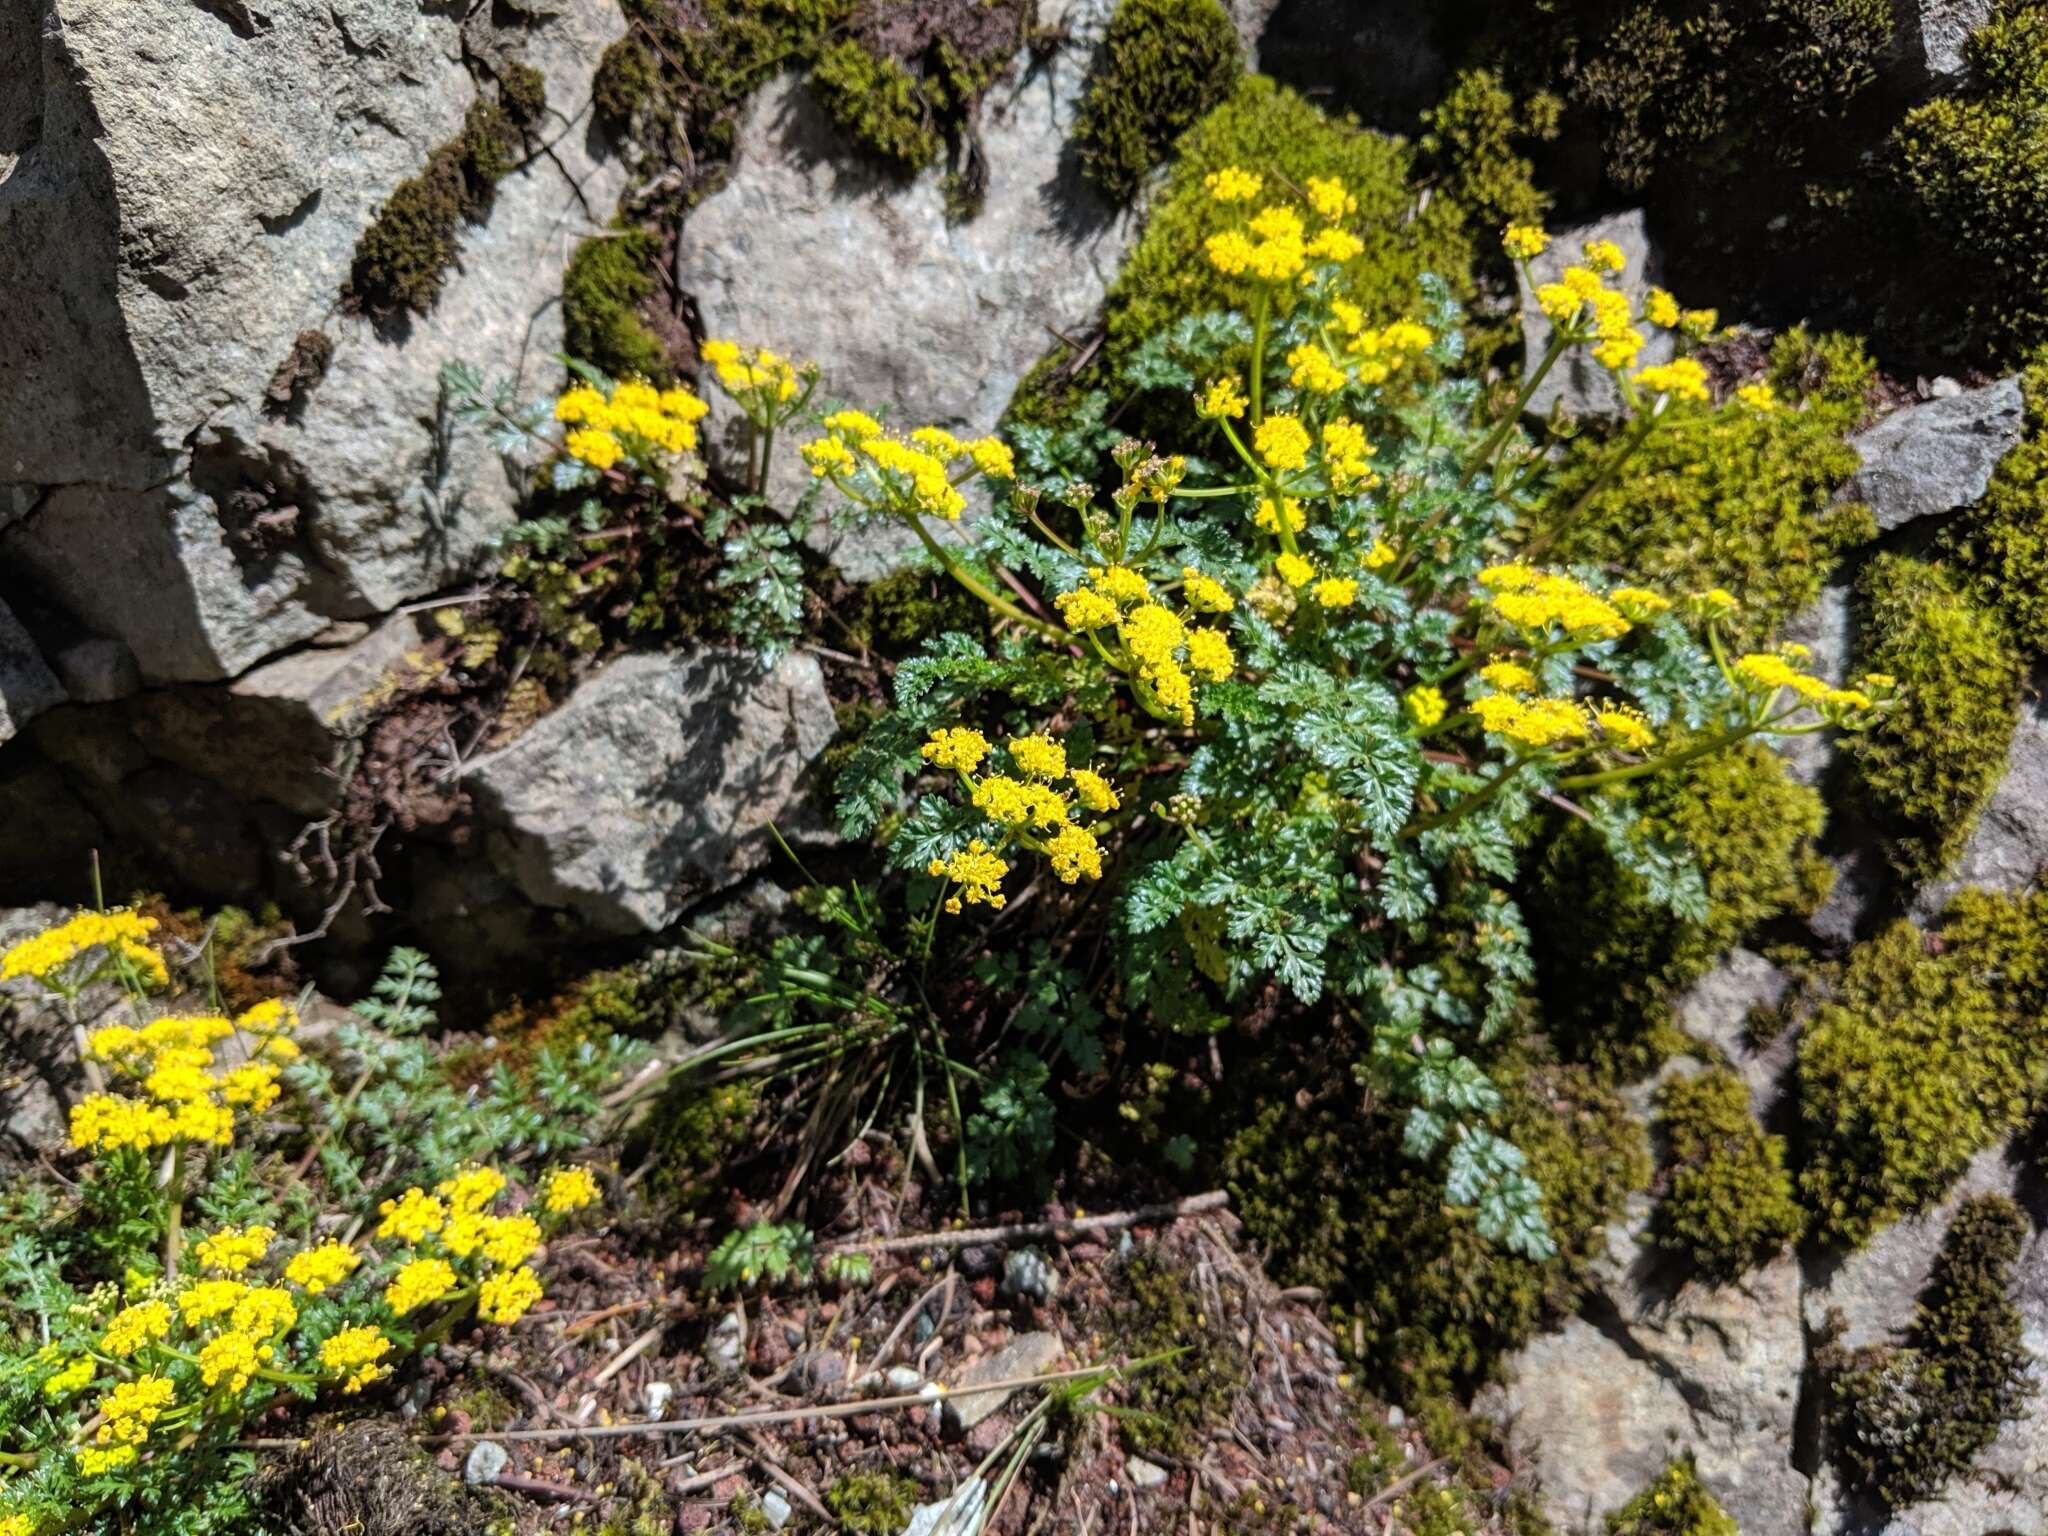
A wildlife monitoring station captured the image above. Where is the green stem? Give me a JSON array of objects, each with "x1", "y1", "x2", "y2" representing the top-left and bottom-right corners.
[
  {"x1": 1522, "y1": 408, "x2": 1660, "y2": 560},
  {"x1": 163, "y1": 1141, "x2": 186, "y2": 1274},
  {"x1": 905, "y1": 516, "x2": 1064, "y2": 644},
  {"x1": 1402, "y1": 755, "x2": 1532, "y2": 839},
  {"x1": 1250, "y1": 291, "x2": 1270, "y2": 424},
  {"x1": 1458, "y1": 330, "x2": 1571, "y2": 493},
  {"x1": 1554, "y1": 721, "x2": 1761, "y2": 791}
]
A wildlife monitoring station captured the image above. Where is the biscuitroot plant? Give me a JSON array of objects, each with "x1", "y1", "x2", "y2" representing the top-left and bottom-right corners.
[
  {"x1": 0, "y1": 914, "x2": 608, "y2": 1534},
  {"x1": 804, "y1": 189, "x2": 1895, "y2": 1254}
]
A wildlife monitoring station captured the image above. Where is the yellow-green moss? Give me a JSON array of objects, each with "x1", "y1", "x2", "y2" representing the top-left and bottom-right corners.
[
  {"x1": 563, "y1": 228, "x2": 671, "y2": 383},
  {"x1": 1525, "y1": 738, "x2": 1830, "y2": 1078},
  {"x1": 824, "y1": 1472, "x2": 921, "y2": 1533},
  {"x1": 1419, "y1": 68, "x2": 1559, "y2": 237},
  {"x1": 1073, "y1": 0, "x2": 1243, "y2": 202},
  {"x1": 498, "y1": 62, "x2": 548, "y2": 132},
  {"x1": 1105, "y1": 1249, "x2": 1249, "y2": 1454},
  {"x1": 1819, "y1": 1194, "x2": 2031, "y2": 1507},
  {"x1": 1846, "y1": 553, "x2": 2023, "y2": 881},
  {"x1": 1949, "y1": 360, "x2": 2048, "y2": 652},
  {"x1": 1652, "y1": 1068, "x2": 1802, "y2": 1278},
  {"x1": 643, "y1": 1078, "x2": 764, "y2": 1211},
  {"x1": 811, "y1": 39, "x2": 940, "y2": 169},
  {"x1": 1604, "y1": 1458, "x2": 1738, "y2": 1536}
]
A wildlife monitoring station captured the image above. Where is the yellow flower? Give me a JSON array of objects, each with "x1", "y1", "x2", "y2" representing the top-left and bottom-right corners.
[
  {"x1": 928, "y1": 840, "x2": 1009, "y2": 912},
  {"x1": 1580, "y1": 238, "x2": 1626, "y2": 274},
  {"x1": 1472, "y1": 694, "x2": 1588, "y2": 749},
  {"x1": 1203, "y1": 166, "x2": 1263, "y2": 202},
  {"x1": 217, "y1": 1062, "x2": 280, "y2": 1111},
  {"x1": 384, "y1": 1258, "x2": 457, "y2": 1316},
  {"x1": 822, "y1": 409, "x2": 883, "y2": 437},
  {"x1": 1008, "y1": 734, "x2": 1067, "y2": 780},
  {"x1": 232, "y1": 1286, "x2": 298, "y2": 1339},
  {"x1": 178, "y1": 1279, "x2": 248, "y2": 1327},
  {"x1": 479, "y1": 1215, "x2": 543, "y2": 1269},
  {"x1": 1055, "y1": 587, "x2": 1121, "y2": 631},
  {"x1": 319, "y1": 1325, "x2": 393, "y2": 1394},
  {"x1": 1321, "y1": 418, "x2": 1377, "y2": 488},
  {"x1": 284, "y1": 1240, "x2": 361, "y2": 1296},
  {"x1": 1148, "y1": 658, "x2": 1195, "y2": 724},
  {"x1": 1043, "y1": 823, "x2": 1104, "y2": 884},
  {"x1": 801, "y1": 436, "x2": 857, "y2": 477},
  {"x1": 1091, "y1": 565, "x2": 1152, "y2": 605},
  {"x1": 1363, "y1": 538, "x2": 1396, "y2": 570},
  {"x1": 96, "y1": 1374, "x2": 176, "y2": 1447},
  {"x1": 1481, "y1": 568, "x2": 1629, "y2": 640},
  {"x1": 1273, "y1": 552, "x2": 1314, "y2": 589},
  {"x1": 564, "y1": 427, "x2": 621, "y2": 470},
  {"x1": 478, "y1": 1266, "x2": 545, "y2": 1325},
  {"x1": 78, "y1": 1444, "x2": 138, "y2": 1475},
  {"x1": 194, "y1": 1225, "x2": 275, "y2": 1275},
  {"x1": 1680, "y1": 307, "x2": 1719, "y2": 339},
  {"x1": 1205, "y1": 229, "x2": 1257, "y2": 276},
  {"x1": 1314, "y1": 577, "x2": 1357, "y2": 609},
  {"x1": 1633, "y1": 358, "x2": 1711, "y2": 403},
  {"x1": 1069, "y1": 768, "x2": 1120, "y2": 813},
  {"x1": 1591, "y1": 704, "x2": 1654, "y2": 750},
  {"x1": 43, "y1": 1356, "x2": 94, "y2": 1398},
  {"x1": 0, "y1": 1514, "x2": 36, "y2": 1536},
  {"x1": 1254, "y1": 495, "x2": 1306, "y2": 535},
  {"x1": 1862, "y1": 672, "x2": 1897, "y2": 691},
  {"x1": 921, "y1": 726, "x2": 990, "y2": 774},
  {"x1": 910, "y1": 426, "x2": 965, "y2": 458},
  {"x1": 1644, "y1": 288, "x2": 1681, "y2": 329},
  {"x1": 1479, "y1": 661, "x2": 1537, "y2": 694},
  {"x1": 968, "y1": 437, "x2": 1014, "y2": 480},
  {"x1": 1254, "y1": 414, "x2": 1311, "y2": 471},
  {"x1": 1304, "y1": 176, "x2": 1356, "y2": 219},
  {"x1": 1180, "y1": 567, "x2": 1235, "y2": 614},
  {"x1": 1736, "y1": 382, "x2": 1778, "y2": 411},
  {"x1": 972, "y1": 776, "x2": 1068, "y2": 831},
  {"x1": 1735, "y1": 652, "x2": 1804, "y2": 691},
  {"x1": 540, "y1": 1167, "x2": 602, "y2": 1215},
  {"x1": 1286, "y1": 342, "x2": 1347, "y2": 394},
  {"x1": 1502, "y1": 224, "x2": 1550, "y2": 260},
  {"x1": 437, "y1": 1165, "x2": 507, "y2": 1215},
  {"x1": 1406, "y1": 686, "x2": 1447, "y2": 729},
  {"x1": 1185, "y1": 628, "x2": 1236, "y2": 682},
  {"x1": 1306, "y1": 227, "x2": 1364, "y2": 262},
  {"x1": 1, "y1": 909, "x2": 165, "y2": 987},
  {"x1": 1610, "y1": 586, "x2": 1672, "y2": 618},
  {"x1": 376, "y1": 1188, "x2": 447, "y2": 1245},
  {"x1": 1196, "y1": 375, "x2": 1248, "y2": 419},
  {"x1": 102, "y1": 1300, "x2": 173, "y2": 1357},
  {"x1": 1120, "y1": 603, "x2": 1187, "y2": 669},
  {"x1": 69, "y1": 1093, "x2": 174, "y2": 1153},
  {"x1": 198, "y1": 1329, "x2": 270, "y2": 1392}
]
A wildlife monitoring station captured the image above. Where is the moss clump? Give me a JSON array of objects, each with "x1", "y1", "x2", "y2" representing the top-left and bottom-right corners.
[
  {"x1": 1073, "y1": 0, "x2": 1243, "y2": 202},
  {"x1": 1797, "y1": 892, "x2": 2048, "y2": 1246},
  {"x1": 824, "y1": 1471, "x2": 920, "y2": 1533},
  {"x1": 844, "y1": 566, "x2": 989, "y2": 655},
  {"x1": 1652, "y1": 1068, "x2": 1802, "y2": 1278},
  {"x1": 592, "y1": 35, "x2": 662, "y2": 130},
  {"x1": 644, "y1": 1078, "x2": 763, "y2": 1211},
  {"x1": 563, "y1": 228, "x2": 671, "y2": 383},
  {"x1": 1525, "y1": 738, "x2": 1830, "y2": 1078},
  {"x1": 1106, "y1": 1249, "x2": 1249, "y2": 1453},
  {"x1": 1225, "y1": 1059, "x2": 1647, "y2": 1399},
  {"x1": 1892, "y1": 4, "x2": 2048, "y2": 355},
  {"x1": 346, "y1": 99, "x2": 525, "y2": 318},
  {"x1": 1604, "y1": 1458, "x2": 1738, "y2": 1536},
  {"x1": 1546, "y1": 327, "x2": 1876, "y2": 643},
  {"x1": 1419, "y1": 68, "x2": 1559, "y2": 237},
  {"x1": 1820, "y1": 1194, "x2": 2032, "y2": 1508},
  {"x1": 1949, "y1": 360, "x2": 2048, "y2": 652},
  {"x1": 1846, "y1": 553, "x2": 2022, "y2": 881},
  {"x1": 498, "y1": 62, "x2": 548, "y2": 132},
  {"x1": 811, "y1": 39, "x2": 940, "y2": 169}
]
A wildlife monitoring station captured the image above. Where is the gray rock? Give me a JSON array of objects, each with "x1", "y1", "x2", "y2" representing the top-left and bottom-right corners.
[
  {"x1": 1913, "y1": 660, "x2": 2048, "y2": 918},
  {"x1": 905, "y1": 1477, "x2": 987, "y2": 1536},
  {"x1": 1002, "y1": 1247, "x2": 1060, "y2": 1304},
  {"x1": 466, "y1": 647, "x2": 835, "y2": 934},
  {"x1": 462, "y1": 1439, "x2": 510, "y2": 1487},
  {"x1": 674, "y1": 0, "x2": 1137, "y2": 579},
  {"x1": 0, "y1": 600, "x2": 64, "y2": 745},
  {"x1": 1124, "y1": 1455, "x2": 1170, "y2": 1490},
  {"x1": 1841, "y1": 376, "x2": 2024, "y2": 532},
  {"x1": 1515, "y1": 210, "x2": 1677, "y2": 423},
  {"x1": 943, "y1": 1332, "x2": 1065, "y2": 1433},
  {"x1": 0, "y1": 903, "x2": 80, "y2": 1163},
  {"x1": 705, "y1": 1309, "x2": 747, "y2": 1374},
  {"x1": 1672, "y1": 948, "x2": 1798, "y2": 1120},
  {"x1": 1888, "y1": 0, "x2": 1998, "y2": 90},
  {"x1": 0, "y1": 752, "x2": 106, "y2": 905},
  {"x1": 45, "y1": 636, "x2": 139, "y2": 705},
  {"x1": 758, "y1": 1490, "x2": 793, "y2": 1530}
]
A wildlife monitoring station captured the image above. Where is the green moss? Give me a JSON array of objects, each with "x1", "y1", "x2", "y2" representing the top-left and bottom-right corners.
[
  {"x1": 1652, "y1": 1068, "x2": 1802, "y2": 1278},
  {"x1": 1846, "y1": 553, "x2": 2023, "y2": 881},
  {"x1": 845, "y1": 566, "x2": 989, "y2": 654},
  {"x1": 1526, "y1": 738, "x2": 1830, "y2": 1078},
  {"x1": 1419, "y1": 69, "x2": 1559, "y2": 236},
  {"x1": 1073, "y1": 0, "x2": 1243, "y2": 202},
  {"x1": 1797, "y1": 895, "x2": 2048, "y2": 1246},
  {"x1": 1820, "y1": 1194, "x2": 2032, "y2": 1507},
  {"x1": 824, "y1": 1471, "x2": 920, "y2": 1533},
  {"x1": 1604, "y1": 1458, "x2": 1738, "y2": 1536},
  {"x1": 811, "y1": 39, "x2": 940, "y2": 170},
  {"x1": 1224, "y1": 1059, "x2": 1647, "y2": 1399},
  {"x1": 1546, "y1": 327, "x2": 1876, "y2": 642},
  {"x1": 644, "y1": 1078, "x2": 763, "y2": 1211},
  {"x1": 592, "y1": 36, "x2": 661, "y2": 130},
  {"x1": 1950, "y1": 360, "x2": 2048, "y2": 652},
  {"x1": 499, "y1": 62, "x2": 548, "y2": 132},
  {"x1": 347, "y1": 99, "x2": 524, "y2": 318},
  {"x1": 1106, "y1": 1250, "x2": 1249, "y2": 1453},
  {"x1": 563, "y1": 229, "x2": 671, "y2": 383},
  {"x1": 1892, "y1": 4, "x2": 2048, "y2": 355}
]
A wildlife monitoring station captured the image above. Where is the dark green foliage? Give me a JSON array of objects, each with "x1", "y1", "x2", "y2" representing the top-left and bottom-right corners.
[
  {"x1": 563, "y1": 229, "x2": 671, "y2": 383},
  {"x1": 1224, "y1": 1060, "x2": 1647, "y2": 1399},
  {"x1": 346, "y1": 100, "x2": 523, "y2": 318},
  {"x1": 1546, "y1": 327, "x2": 1876, "y2": 643},
  {"x1": 1797, "y1": 895, "x2": 2048, "y2": 1246},
  {"x1": 811, "y1": 39, "x2": 940, "y2": 169},
  {"x1": 1419, "y1": 69, "x2": 1559, "y2": 236},
  {"x1": 1847, "y1": 553, "x2": 2023, "y2": 881},
  {"x1": 499, "y1": 62, "x2": 548, "y2": 131},
  {"x1": 844, "y1": 565, "x2": 990, "y2": 654},
  {"x1": 592, "y1": 35, "x2": 661, "y2": 129},
  {"x1": 1073, "y1": 0, "x2": 1243, "y2": 202},
  {"x1": 1821, "y1": 1195, "x2": 2032, "y2": 1507},
  {"x1": 1949, "y1": 361, "x2": 2048, "y2": 653},
  {"x1": 1652, "y1": 1068, "x2": 1802, "y2": 1277},
  {"x1": 643, "y1": 1079, "x2": 763, "y2": 1211},
  {"x1": 1892, "y1": 4, "x2": 2048, "y2": 354},
  {"x1": 1604, "y1": 1458, "x2": 1738, "y2": 1536},
  {"x1": 1107, "y1": 1249, "x2": 1250, "y2": 1453},
  {"x1": 1526, "y1": 739, "x2": 1829, "y2": 1078},
  {"x1": 825, "y1": 1472, "x2": 921, "y2": 1533}
]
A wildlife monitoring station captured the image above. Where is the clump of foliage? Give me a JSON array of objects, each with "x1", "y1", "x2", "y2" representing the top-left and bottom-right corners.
[
  {"x1": 1073, "y1": 0, "x2": 1244, "y2": 202},
  {"x1": 1948, "y1": 360, "x2": 2048, "y2": 652},
  {"x1": 810, "y1": 40, "x2": 943, "y2": 169},
  {"x1": 1651, "y1": 1068, "x2": 1802, "y2": 1277},
  {"x1": 497, "y1": 61, "x2": 548, "y2": 132},
  {"x1": 1892, "y1": 2, "x2": 2048, "y2": 355},
  {"x1": 1544, "y1": 327, "x2": 1876, "y2": 642},
  {"x1": 1604, "y1": 1457, "x2": 1738, "y2": 1535},
  {"x1": 1105, "y1": 1248, "x2": 1249, "y2": 1453},
  {"x1": 843, "y1": 565, "x2": 990, "y2": 655},
  {"x1": 346, "y1": 95, "x2": 530, "y2": 319},
  {"x1": 1797, "y1": 890, "x2": 2048, "y2": 1246},
  {"x1": 1419, "y1": 68, "x2": 1560, "y2": 237},
  {"x1": 563, "y1": 228, "x2": 672, "y2": 385},
  {"x1": 1225, "y1": 1059, "x2": 1649, "y2": 1398},
  {"x1": 1819, "y1": 1194, "x2": 2033, "y2": 1508},
  {"x1": 1526, "y1": 738, "x2": 1829, "y2": 1077},
  {"x1": 642, "y1": 1079, "x2": 762, "y2": 1210},
  {"x1": 1847, "y1": 553, "x2": 2023, "y2": 881},
  {"x1": 825, "y1": 1471, "x2": 922, "y2": 1533}
]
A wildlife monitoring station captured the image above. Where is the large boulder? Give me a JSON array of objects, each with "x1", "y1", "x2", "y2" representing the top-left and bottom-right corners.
[
  {"x1": 1515, "y1": 209, "x2": 1676, "y2": 423},
  {"x1": 1840, "y1": 376, "x2": 2024, "y2": 533},
  {"x1": 674, "y1": 0, "x2": 1139, "y2": 579},
  {"x1": 0, "y1": 0, "x2": 626, "y2": 682},
  {"x1": 464, "y1": 647, "x2": 837, "y2": 934},
  {"x1": 0, "y1": 600, "x2": 64, "y2": 745}
]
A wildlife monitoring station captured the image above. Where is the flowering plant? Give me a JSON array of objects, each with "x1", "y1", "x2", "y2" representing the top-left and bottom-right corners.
[{"x1": 809, "y1": 190, "x2": 1895, "y2": 1253}]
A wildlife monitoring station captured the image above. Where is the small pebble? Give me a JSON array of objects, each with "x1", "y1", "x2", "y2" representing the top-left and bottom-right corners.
[
  {"x1": 463, "y1": 1440, "x2": 509, "y2": 1487},
  {"x1": 643, "y1": 1381, "x2": 674, "y2": 1420},
  {"x1": 760, "y1": 1490, "x2": 793, "y2": 1530},
  {"x1": 885, "y1": 1365, "x2": 923, "y2": 1392},
  {"x1": 1125, "y1": 1455, "x2": 1169, "y2": 1490},
  {"x1": 1001, "y1": 1247, "x2": 1058, "y2": 1304}
]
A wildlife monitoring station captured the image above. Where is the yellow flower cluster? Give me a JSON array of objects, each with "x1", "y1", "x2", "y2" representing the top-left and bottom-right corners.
[
  {"x1": 284, "y1": 1239, "x2": 361, "y2": 1295},
  {"x1": 1058, "y1": 564, "x2": 1233, "y2": 719},
  {"x1": 1477, "y1": 564, "x2": 1632, "y2": 641},
  {"x1": 540, "y1": 1166, "x2": 602, "y2": 1215},
  {"x1": 1634, "y1": 357, "x2": 1711, "y2": 403},
  {"x1": 368, "y1": 1165, "x2": 574, "y2": 1329},
  {"x1": 1320, "y1": 417, "x2": 1378, "y2": 489},
  {"x1": 1502, "y1": 224, "x2": 1550, "y2": 260},
  {"x1": 1197, "y1": 375, "x2": 1249, "y2": 419},
  {"x1": 1287, "y1": 341, "x2": 1347, "y2": 395},
  {"x1": 802, "y1": 410, "x2": 1012, "y2": 522},
  {"x1": 930, "y1": 840, "x2": 1011, "y2": 912},
  {"x1": 69, "y1": 1000, "x2": 300, "y2": 1157},
  {"x1": 320, "y1": 1325, "x2": 395, "y2": 1394},
  {"x1": 1203, "y1": 166, "x2": 1262, "y2": 202},
  {"x1": 700, "y1": 338, "x2": 804, "y2": 405},
  {"x1": 1732, "y1": 648, "x2": 1892, "y2": 719},
  {"x1": 1, "y1": 908, "x2": 167, "y2": 990},
  {"x1": 555, "y1": 378, "x2": 711, "y2": 471},
  {"x1": 921, "y1": 726, "x2": 1125, "y2": 912},
  {"x1": 921, "y1": 725, "x2": 992, "y2": 773},
  {"x1": 194, "y1": 1225, "x2": 275, "y2": 1274},
  {"x1": 1468, "y1": 689, "x2": 1656, "y2": 752},
  {"x1": 80, "y1": 1372, "x2": 177, "y2": 1472},
  {"x1": 1202, "y1": 172, "x2": 1365, "y2": 285},
  {"x1": 1254, "y1": 414, "x2": 1311, "y2": 471},
  {"x1": 1406, "y1": 685, "x2": 1447, "y2": 729}
]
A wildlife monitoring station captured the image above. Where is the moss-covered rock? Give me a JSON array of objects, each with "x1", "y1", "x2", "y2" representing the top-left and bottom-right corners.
[
  {"x1": 1104, "y1": 1248, "x2": 1249, "y2": 1453},
  {"x1": 1846, "y1": 552, "x2": 2023, "y2": 881},
  {"x1": 1950, "y1": 360, "x2": 2048, "y2": 654},
  {"x1": 1545, "y1": 327, "x2": 1876, "y2": 643},
  {"x1": 1419, "y1": 68, "x2": 1559, "y2": 238},
  {"x1": 1797, "y1": 895, "x2": 2048, "y2": 1246},
  {"x1": 563, "y1": 228, "x2": 671, "y2": 383},
  {"x1": 1604, "y1": 1457, "x2": 1738, "y2": 1536},
  {"x1": 810, "y1": 39, "x2": 941, "y2": 170},
  {"x1": 1651, "y1": 1067, "x2": 1802, "y2": 1278},
  {"x1": 1525, "y1": 738, "x2": 1830, "y2": 1078},
  {"x1": 1224, "y1": 1058, "x2": 1647, "y2": 1399},
  {"x1": 1072, "y1": 0, "x2": 1243, "y2": 202},
  {"x1": 1819, "y1": 1194, "x2": 2032, "y2": 1508},
  {"x1": 498, "y1": 61, "x2": 548, "y2": 133}
]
